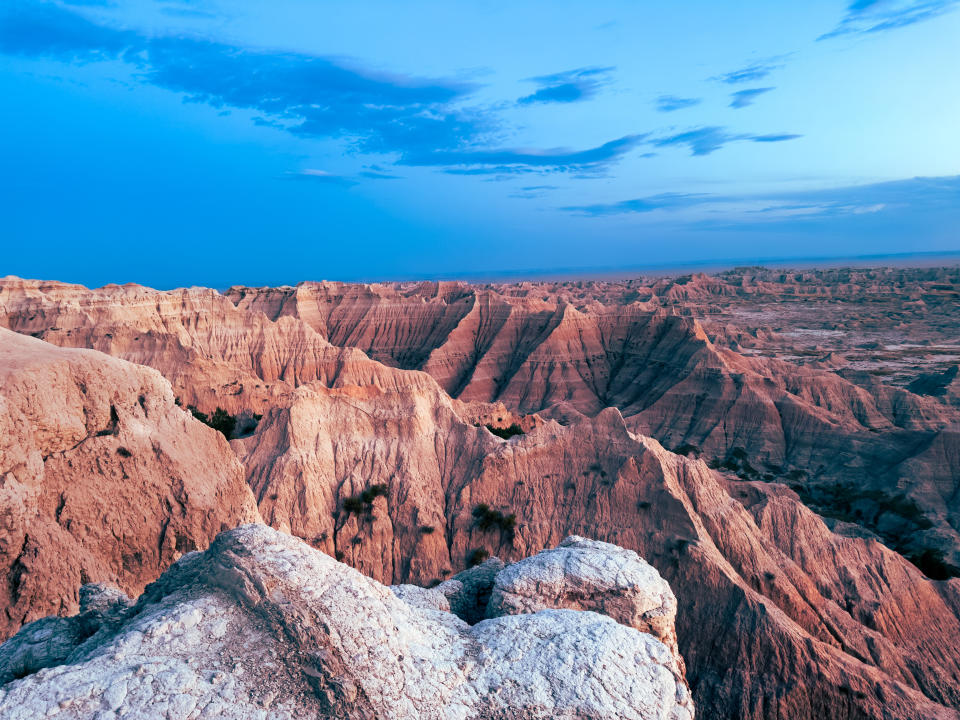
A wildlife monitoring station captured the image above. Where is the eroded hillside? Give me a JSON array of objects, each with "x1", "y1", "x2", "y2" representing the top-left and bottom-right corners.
[{"x1": 1, "y1": 269, "x2": 959, "y2": 720}]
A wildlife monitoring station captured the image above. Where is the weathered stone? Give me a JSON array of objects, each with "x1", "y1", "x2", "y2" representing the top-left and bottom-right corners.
[{"x1": 0, "y1": 525, "x2": 695, "y2": 720}]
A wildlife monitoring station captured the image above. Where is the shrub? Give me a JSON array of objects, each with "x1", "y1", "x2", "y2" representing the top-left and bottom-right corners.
[
  {"x1": 486, "y1": 424, "x2": 524, "y2": 440},
  {"x1": 908, "y1": 549, "x2": 958, "y2": 580},
  {"x1": 720, "y1": 447, "x2": 759, "y2": 479},
  {"x1": 237, "y1": 413, "x2": 263, "y2": 437},
  {"x1": 419, "y1": 525, "x2": 436, "y2": 534},
  {"x1": 116, "y1": 447, "x2": 132, "y2": 458},
  {"x1": 188, "y1": 406, "x2": 237, "y2": 439},
  {"x1": 790, "y1": 480, "x2": 954, "y2": 579},
  {"x1": 207, "y1": 408, "x2": 237, "y2": 439},
  {"x1": 472, "y1": 504, "x2": 517, "y2": 540},
  {"x1": 342, "y1": 496, "x2": 365, "y2": 515},
  {"x1": 466, "y1": 548, "x2": 489, "y2": 567},
  {"x1": 342, "y1": 484, "x2": 389, "y2": 516},
  {"x1": 360, "y1": 484, "x2": 388, "y2": 504},
  {"x1": 673, "y1": 443, "x2": 701, "y2": 457}
]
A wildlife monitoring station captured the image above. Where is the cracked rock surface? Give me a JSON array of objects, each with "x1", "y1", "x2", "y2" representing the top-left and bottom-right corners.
[
  {"x1": 487, "y1": 536, "x2": 684, "y2": 678},
  {"x1": 0, "y1": 524, "x2": 693, "y2": 720}
]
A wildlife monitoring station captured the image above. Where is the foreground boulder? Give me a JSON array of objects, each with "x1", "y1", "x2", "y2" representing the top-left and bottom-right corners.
[
  {"x1": 487, "y1": 536, "x2": 684, "y2": 677},
  {"x1": 0, "y1": 524, "x2": 694, "y2": 720}
]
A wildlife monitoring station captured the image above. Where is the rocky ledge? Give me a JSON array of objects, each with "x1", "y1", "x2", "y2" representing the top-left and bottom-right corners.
[{"x1": 0, "y1": 525, "x2": 693, "y2": 720}]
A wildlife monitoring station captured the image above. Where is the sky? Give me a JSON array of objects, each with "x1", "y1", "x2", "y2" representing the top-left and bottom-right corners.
[{"x1": 1, "y1": 0, "x2": 959, "y2": 288}]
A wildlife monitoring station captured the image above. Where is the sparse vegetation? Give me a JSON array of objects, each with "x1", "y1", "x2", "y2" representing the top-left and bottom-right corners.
[
  {"x1": 485, "y1": 424, "x2": 524, "y2": 440},
  {"x1": 907, "y1": 549, "x2": 959, "y2": 581},
  {"x1": 719, "y1": 447, "x2": 758, "y2": 478},
  {"x1": 672, "y1": 443, "x2": 701, "y2": 458},
  {"x1": 237, "y1": 413, "x2": 263, "y2": 438},
  {"x1": 711, "y1": 447, "x2": 958, "y2": 580},
  {"x1": 188, "y1": 406, "x2": 237, "y2": 439},
  {"x1": 788, "y1": 480, "x2": 955, "y2": 579},
  {"x1": 471, "y1": 503, "x2": 517, "y2": 539},
  {"x1": 466, "y1": 548, "x2": 489, "y2": 567},
  {"x1": 342, "y1": 484, "x2": 389, "y2": 516},
  {"x1": 343, "y1": 496, "x2": 365, "y2": 515}
]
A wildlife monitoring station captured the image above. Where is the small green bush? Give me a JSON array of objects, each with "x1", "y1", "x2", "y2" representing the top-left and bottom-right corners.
[
  {"x1": 343, "y1": 496, "x2": 364, "y2": 514},
  {"x1": 342, "y1": 484, "x2": 389, "y2": 516},
  {"x1": 486, "y1": 424, "x2": 524, "y2": 440},
  {"x1": 466, "y1": 548, "x2": 489, "y2": 567},
  {"x1": 188, "y1": 406, "x2": 237, "y2": 439},
  {"x1": 472, "y1": 504, "x2": 517, "y2": 539}
]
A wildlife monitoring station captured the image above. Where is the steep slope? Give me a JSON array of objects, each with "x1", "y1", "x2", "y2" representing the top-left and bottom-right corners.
[
  {"x1": 3, "y1": 275, "x2": 959, "y2": 565},
  {"x1": 222, "y1": 280, "x2": 960, "y2": 570},
  {"x1": 0, "y1": 328, "x2": 260, "y2": 640},
  {"x1": 233, "y1": 379, "x2": 960, "y2": 719}
]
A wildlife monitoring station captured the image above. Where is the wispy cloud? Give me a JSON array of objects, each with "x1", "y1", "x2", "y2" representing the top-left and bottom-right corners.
[
  {"x1": 509, "y1": 184, "x2": 560, "y2": 199},
  {"x1": 517, "y1": 66, "x2": 614, "y2": 105},
  {"x1": 159, "y1": 7, "x2": 218, "y2": 19},
  {"x1": 713, "y1": 58, "x2": 785, "y2": 85},
  {"x1": 819, "y1": 0, "x2": 960, "y2": 39},
  {"x1": 359, "y1": 170, "x2": 402, "y2": 180},
  {"x1": 0, "y1": 3, "x2": 486, "y2": 153},
  {"x1": 652, "y1": 127, "x2": 801, "y2": 156},
  {"x1": 563, "y1": 193, "x2": 711, "y2": 216},
  {"x1": 287, "y1": 169, "x2": 357, "y2": 186},
  {"x1": 0, "y1": 4, "x2": 809, "y2": 181},
  {"x1": 751, "y1": 133, "x2": 802, "y2": 143},
  {"x1": 561, "y1": 175, "x2": 960, "y2": 222},
  {"x1": 655, "y1": 95, "x2": 701, "y2": 112},
  {"x1": 400, "y1": 134, "x2": 648, "y2": 173},
  {"x1": 729, "y1": 87, "x2": 774, "y2": 108},
  {"x1": 0, "y1": 4, "x2": 649, "y2": 175}
]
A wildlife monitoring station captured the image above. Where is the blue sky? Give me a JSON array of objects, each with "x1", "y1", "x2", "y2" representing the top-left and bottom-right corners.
[{"x1": 1, "y1": 0, "x2": 958, "y2": 287}]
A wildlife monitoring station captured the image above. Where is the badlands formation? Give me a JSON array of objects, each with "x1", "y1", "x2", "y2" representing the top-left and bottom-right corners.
[{"x1": 0, "y1": 266, "x2": 958, "y2": 719}]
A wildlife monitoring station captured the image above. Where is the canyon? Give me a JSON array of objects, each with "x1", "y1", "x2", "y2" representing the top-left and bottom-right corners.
[{"x1": 0, "y1": 266, "x2": 958, "y2": 719}]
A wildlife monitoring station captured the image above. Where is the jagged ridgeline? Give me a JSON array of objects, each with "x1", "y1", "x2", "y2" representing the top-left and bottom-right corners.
[{"x1": 1, "y1": 268, "x2": 959, "y2": 720}]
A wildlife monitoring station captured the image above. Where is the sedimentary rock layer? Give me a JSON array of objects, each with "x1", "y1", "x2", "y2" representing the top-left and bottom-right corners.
[{"x1": 0, "y1": 328, "x2": 260, "y2": 639}]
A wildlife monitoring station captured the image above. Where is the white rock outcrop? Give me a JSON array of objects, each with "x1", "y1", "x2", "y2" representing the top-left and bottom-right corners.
[
  {"x1": 0, "y1": 524, "x2": 693, "y2": 720},
  {"x1": 487, "y1": 536, "x2": 684, "y2": 675}
]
